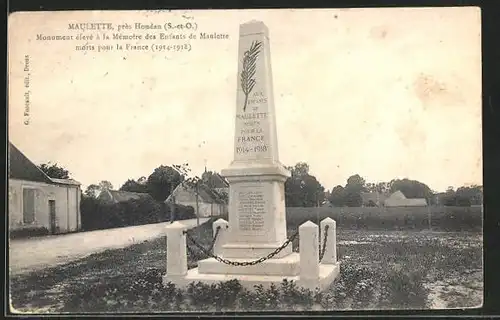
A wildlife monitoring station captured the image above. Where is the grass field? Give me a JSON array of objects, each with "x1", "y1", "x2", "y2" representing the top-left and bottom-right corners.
[{"x1": 9, "y1": 217, "x2": 482, "y2": 313}]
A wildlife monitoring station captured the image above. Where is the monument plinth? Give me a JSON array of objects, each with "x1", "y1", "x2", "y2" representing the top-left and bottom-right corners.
[{"x1": 163, "y1": 20, "x2": 340, "y2": 291}]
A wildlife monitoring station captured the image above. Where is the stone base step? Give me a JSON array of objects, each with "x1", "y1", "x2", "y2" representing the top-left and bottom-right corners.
[
  {"x1": 198, "y1": 252, "x2": 300, "y2": 276},
  {"x1": 162, "y1": 263, "x2": 341, "y2": 292}
]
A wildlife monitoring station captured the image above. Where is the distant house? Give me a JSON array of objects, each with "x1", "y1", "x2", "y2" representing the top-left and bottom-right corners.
[
  {"x1": 384, "y1": 190, "x2": 427, "y2": 207},
  {"x1": 361, "y1": 192, "x2": 387, "y2": 207},
  {"x1": 166, "y1": 183, "x2": 228, "y2": 218},
  {"x1": 98, "y1": 189, "x2": 153, "y2": 204},
  {"x1": 433, "y1": 193, "x2": 445, "y2": 206},
  {"x1": 203, "y1": 172, "x2": 229, "y2": 196},
  {"x1": 8, "y1": 142, "x2": 82, "y2": 235}
]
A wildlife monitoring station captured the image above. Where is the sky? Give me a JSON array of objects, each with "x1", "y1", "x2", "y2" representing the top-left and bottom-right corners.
[{"x1": 8, "y1": 7, "x2": 482, "y2": 193}]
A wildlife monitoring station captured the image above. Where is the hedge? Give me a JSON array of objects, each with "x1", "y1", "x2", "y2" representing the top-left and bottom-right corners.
[
  {"x1": 80, "y1": 196, "x2": 196, "y2": 231},
  {"x1": 10, "y1": 226, "x2": 50, "y2": 239},
  {"x1": 285, "y1": 206, "x2": 482, "y2": 232}
]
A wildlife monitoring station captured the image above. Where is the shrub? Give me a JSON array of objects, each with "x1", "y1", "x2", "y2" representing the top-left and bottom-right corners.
[
  {"x1": 63, "y1": 276, "x2": 325, "y2": 312},
  {"x1": 238, "y1": 284, "x2": 280, "y2": 311},
  {"x1": 215, "y1": 280, "x2": 243, "y2": 310},
  {"x1": 233, "y1": 280, "x2": 318, "y2": 311},
  {"x1": 185, "y1": 280, "x2": 243, "y2": 311},
  {"x1": 381, "y1": 266, "x2": 429, "y2": 309},
  {"x1": 280, "y1": 279, "x2": 314, "y2": 310},
  {"x1": 80, "y1": 196, "x2": 197, "y2": 231},
  {"x1": 173, "y1": 204, "x2": 197, "y2": 221},
  {"x1": 10, "y1": 226, "x2": 50, "y2": 239},
  {"x1": 319, "y1": 292, "x2": 337, "y2": 310},
  {"x1": 186, "y1": 282, "x2": 218, "y2": 310},
  {"x1": 64, "y1": 268, "x2": 169, "y2": 312}
]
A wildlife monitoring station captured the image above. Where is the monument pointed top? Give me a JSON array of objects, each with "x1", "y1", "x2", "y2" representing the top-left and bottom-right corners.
[
  {"x1": 240, "y1": 20, "x2": 269, "y2": 37},
  {"x1": 321, "y1": 217, "x2": 336, "y2": 224},
  {"x1": 214, "y1": 218, "x2": 228, "y2": 224},
  {"x1": 165, "y1": 221, "x2": 186, "y2": 230},
  {"x1": 299, "y1": 220, "x2": 318, "y2": 229}
]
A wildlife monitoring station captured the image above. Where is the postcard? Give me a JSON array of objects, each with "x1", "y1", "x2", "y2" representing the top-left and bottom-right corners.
[{"x1": 8, "y1": 8, "x2": 482, "y2": 313}]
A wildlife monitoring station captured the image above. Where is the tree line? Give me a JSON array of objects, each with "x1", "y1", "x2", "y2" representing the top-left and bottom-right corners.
[
  {"x1": 327, "y1": 174, "x2": 482, "y2": 208},
  {"x1": 38, "y1": 161, "x2": 483, "y2": 213}
]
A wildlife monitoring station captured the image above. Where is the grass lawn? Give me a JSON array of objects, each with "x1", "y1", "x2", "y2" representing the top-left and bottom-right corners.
[{"x1": 9, "y1": 219, "x2": 482, "y2": 313}]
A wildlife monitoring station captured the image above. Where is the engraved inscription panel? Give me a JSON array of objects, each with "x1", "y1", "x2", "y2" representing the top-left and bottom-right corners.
[
  {"x1": 237, "y1": 185, "x2": 266, "y2": 234},
  {"x1": 235, "y1": 109, "x2": 270, "y2": 159}
]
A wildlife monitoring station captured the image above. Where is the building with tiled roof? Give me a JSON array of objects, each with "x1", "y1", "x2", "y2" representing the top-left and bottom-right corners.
[
  {"x1": 361, "y1": 191, "x2": 387, "y2": 207},
  {"x1": 361, "y1": 190, "x2": 427, "y2": 207},
  {"x1": 383, "y1": 190, "x2": 428, "y2": 207},
  {"x1": 166, "y1": 181, "x2": 228, "y2": 218},
  {"x1": 8, "y1": 142, "x2": 82, "y2": 235},
  {"x1": 97, "y1": 189, "x2": 153, "y2": 204}
]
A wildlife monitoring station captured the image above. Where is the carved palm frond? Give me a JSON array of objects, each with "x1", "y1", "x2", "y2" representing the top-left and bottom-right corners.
[{"x1": 240, "y1": 40, "x2": 263, "y2": 111}]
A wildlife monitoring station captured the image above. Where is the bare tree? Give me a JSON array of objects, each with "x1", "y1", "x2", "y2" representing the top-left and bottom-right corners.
[{"x1": 171, "y1": 163, "x2": 202, "y2": 226}]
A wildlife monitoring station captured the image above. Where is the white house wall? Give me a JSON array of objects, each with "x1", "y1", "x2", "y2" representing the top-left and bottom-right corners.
[
  {"x1": 385, "y1": 198, "x2": 427, "y2": 207},
  {"x1": 9, "y1": 178, "x2": 81, "y2": 233},
  {"x1": 171, "y1": 185, "x2": 228, "y2": 218},
  {"x1": 385, "y1": 199, "x2": 409, "y2": 207},
  {"x1": 172, "y1": 185, "x2": 197, "y2": 202},
  {"x1": 67, "y1": 186, "x2": 79, "y2": 231}
]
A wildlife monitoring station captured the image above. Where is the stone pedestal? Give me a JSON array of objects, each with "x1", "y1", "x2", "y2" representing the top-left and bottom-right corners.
[
  {"x1": 219, "y1": 166, "x2": 290, "y2": 258},
  {"x1": 163, "y1": 219, "x2": 340, "y2": 291}
]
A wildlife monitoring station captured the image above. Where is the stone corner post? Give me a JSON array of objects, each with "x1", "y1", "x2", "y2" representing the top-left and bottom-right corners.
[
  {"x1": 299, "y1": 220, "x2": 320, "y2": 291},
  {"x1": 165, "y1": 221, "x2": 188, "y2": 278},
  {"x1": 320, "y1": 217, "x2": 337, "y2": 265},
  {"x1": 213, "y1": 218, "x2": 229, "y2": 257}
]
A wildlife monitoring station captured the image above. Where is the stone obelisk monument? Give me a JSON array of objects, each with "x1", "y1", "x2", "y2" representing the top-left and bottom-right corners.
[
  {"x1": 219, "y1": 20, "x2": 291, "y2": 258},
  {"x1": 195, "y1": 20, "x2": 300, "y2": 278},
  {"x1": 163, "y1": 20, "x2": 340, "y2": 290}
]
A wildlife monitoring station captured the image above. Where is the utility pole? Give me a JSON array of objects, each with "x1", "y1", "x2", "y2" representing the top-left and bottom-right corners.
[
  {"x1": 169, "y1": 183, "x2": 176, "y2": 223},
  {"x1": 316, "y1": 190, "x2": 320, "y2": 227},
  {"x1": 427, "y1": 196, "x2": 432, "y2": 231},
  {"x1": 171, "y1": 163, "x2": 201, "y2": 226},
  {"x1": 195, "y1": 179, "x2": 200, "y2": 226},
  {"x1": 377, "y1": 185, "x2": 381, "y2": 214}
]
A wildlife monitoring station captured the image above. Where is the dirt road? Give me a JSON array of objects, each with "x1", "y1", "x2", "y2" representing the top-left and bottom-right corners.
[{"x1": 9, "y1": 218, "x2": 210, "y2": 276}]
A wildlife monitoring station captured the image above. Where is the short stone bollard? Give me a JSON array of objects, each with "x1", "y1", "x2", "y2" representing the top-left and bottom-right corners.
[
  {"x1": 299, "y1": 220, "x2": 320, "y2": 290},
  {"x1": 320, "y1": 217, "x2": 337, "y2": 264},
  {"x1": 165, "y1": 221, "x2": 188, "y2": 278},
  {"x1": 212, "y1": 218, "x2": 229, "y2": 257}
]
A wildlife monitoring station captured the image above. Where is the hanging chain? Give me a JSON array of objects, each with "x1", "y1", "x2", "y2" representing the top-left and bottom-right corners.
[
  {"x1": 183, "y1": 224, "x2": 329, "y2": 265},
  {"x1": 185, "y1": 239, "x2": 199, "y2": 258},
  {"x1": 184, "y1": 228, "x2": 299, "y2": 267},
  {"x1": 318, "y1": 225, "x2": 329, "y2": 262},
  {"x1": 183, "y1": 225, "x2": 222, "y2": 259}
]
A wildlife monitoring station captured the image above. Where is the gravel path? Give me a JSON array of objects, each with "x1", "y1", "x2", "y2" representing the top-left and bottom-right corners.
[{"x1": 9, "y1": 218, "x2": 210, "y2": 276}]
